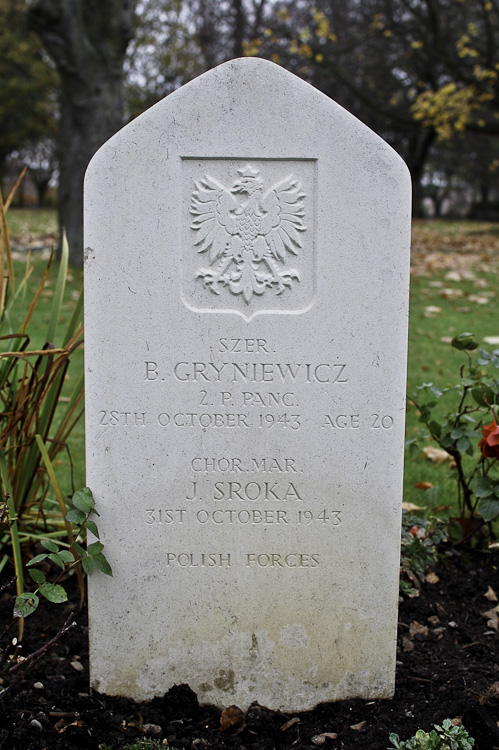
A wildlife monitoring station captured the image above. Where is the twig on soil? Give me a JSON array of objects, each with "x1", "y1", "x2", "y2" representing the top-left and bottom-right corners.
[{"x1": 0, "y1": 612, "x2": 76, "y2": 700}]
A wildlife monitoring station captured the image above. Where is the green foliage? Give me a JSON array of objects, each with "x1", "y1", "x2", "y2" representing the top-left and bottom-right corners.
[
  {"x1": 408, "y1": 332, "x2": 499, "y2": 535},
  {"x1": 389, "y1": 718, "x2": 475, "y2": 749},
  {"x1": 399, "y1": 512, "x2": 455, "y2": 596},
  {"x1": 0, "y1": 0, "x2": 58, "y2": 169},
  {"x1": 0, "y1": 175, "x2": 84, "y2": 626},
  {"x1": 13, "y1": 487, "x2": 112, "y2": 618}
]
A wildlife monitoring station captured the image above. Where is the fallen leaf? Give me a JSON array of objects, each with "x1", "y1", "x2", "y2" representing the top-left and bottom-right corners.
[
  {"x1": 468, "y1": 294, "x2": 490, "y2": 305},
  {"x1": 440, "y1": 288, "x2": 464, "y2": 300},
  {"x1": 280, "y1": 717, "x2": 300, "y2": 731},
  {"x1": 220, "y1": 705, "x2": 245, "y2": 732},
  {"x1": 427, "y1": 615, "x2": 440, "y2": 626},
  {"x1": 482, "y1": 605, "x2": 499, "y2": 631},
  {"x1": 435, "y1": 602, "x2": 447, "y2": 618},
  {"x1": 350, "y1": 721, "x2": 367, "y2": 731},
  {"x1": 422, "y1": 446, "x2": 452, "y2": 464},
  {"x1": 409, "y1": 621, "x2": 429, "y2": 639},
  {"x1": 402, "y1": 502, "x2": 425, "y2": 511},
  {"x1": 312, "y1": 732, "x2": 338, "y2": 744},
  {"x1": 484, "y1": 586, "x2": 498, "y2": 602},
  {"x1": 424, "y1": 306, "x2": 442, "y2": 318},
  {"x1": 414, "y1": 481, "x2": 434, "y2": 490},
  {"x1": 486, "y1": 681, "x2": 499, "y2": 697},
  {"x1": 402, "y1": 636, "x2": 414, "y2": 652},
  {"x1": 425, "y1": 572, "x2": 440, "y2": 584},
  {"x1": 445, "y1": 270, "x2": 463, "y2": 281}
]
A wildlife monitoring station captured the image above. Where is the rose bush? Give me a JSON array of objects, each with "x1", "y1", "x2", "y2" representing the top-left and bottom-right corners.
[
  {"x1": 479, "y1": 418, "x2": 499, "y2": 459},
  {"x1": 408, "y1": 333, "x2": 499, "y2": 536}
]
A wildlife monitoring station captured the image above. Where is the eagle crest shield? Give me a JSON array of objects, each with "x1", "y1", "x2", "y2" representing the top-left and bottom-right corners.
[{"x1": 182, "y1": 160, "x2": 315, "y2": 321}]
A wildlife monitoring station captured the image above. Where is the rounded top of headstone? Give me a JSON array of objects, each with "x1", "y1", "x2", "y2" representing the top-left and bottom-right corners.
[{"x1": 86, "y1": 56, "x2": 409, "y2": 189}]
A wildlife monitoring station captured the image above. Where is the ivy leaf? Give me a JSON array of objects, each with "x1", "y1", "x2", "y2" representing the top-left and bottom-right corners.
[
  {"x1": 479, "y1": 498, "x2": 499, "y2": 523},
  {"x1": 457, "y1": 437, "x2": 470, "y2": 453},
  {"x1": 58, "y1": 549, "x2": 75, "y2": 563},
  {"x1": 39, "y1": 583, "x2": 68, "y2": 604},
  {"x1": 84, "y1": 520, "x2": 99, "y2": 538},
  {"x1": 472, "y1": 385, "x2": 494, "y2": 406},
  {"x1": 87, "y1": 541, "x2": 104, "y2": 555},
  {"x1": 72, "y1": 487, "x2": 95, "y2": 513},
  {"x1": 28, "y1": 568, "x2": 46, "y2": 585},
  {"x1": 81, "y1": 556, "x2": 95, "y2": 576},
  {"x1": 471, "y1": 477, "x2": 496, "y2": 498},
  {"x1": 48, "y1": 552, "x2": 65, "y2": 570},
  {"x1": 74, "y1": 542, "x2": 86, "y2": 558},
  {"x1": 429, "y1": 420, "x2": 442, "y2": 438},
  {"x1": 94, "y1": 553, "x2": 113, "y2": 576},
  {"x1": 41, "y1": 539, "x2": 59, "y2": 553},
  {"x1": 14, "y1": 592, "x2": 39, "y2": 618},
  {"x1": 66, "y1": 508, "x2": 86, "y2": 525},
  {"x1": 27, "y1": 553, "x2": 48, "y2": 567},
  {"x1": 429, "y1": 385, "x2": 443, "y2": 398},
  {"x1": 461, "y1": 377, "x2": 475, "y2": 387}
]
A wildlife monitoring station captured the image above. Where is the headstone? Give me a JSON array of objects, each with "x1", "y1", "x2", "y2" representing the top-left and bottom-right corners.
[{"x1": 84, "y1": 58, "x2": 411, "y2": 712}]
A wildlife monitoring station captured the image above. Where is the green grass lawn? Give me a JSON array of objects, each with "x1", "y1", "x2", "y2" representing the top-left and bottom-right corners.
[
  {"x1": 5, "y1": 209, "x2": 499, "y2": 523},
  {"x1": 6, "y1": 207, "x2": 58, "y2": 238},
  {"x1": 404, "y1": 219, "x2": 499, "y2": 517}
]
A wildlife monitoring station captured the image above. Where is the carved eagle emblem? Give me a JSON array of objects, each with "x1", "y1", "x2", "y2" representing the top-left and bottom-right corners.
[{"x1": 189, "y1": 164, "x2": 306, "y2": 304}]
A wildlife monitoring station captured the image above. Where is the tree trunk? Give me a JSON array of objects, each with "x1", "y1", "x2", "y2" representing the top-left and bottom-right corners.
[
  {"x1": 404, "y1": 129, "x2": 436, "y2": 218},
  {"x1": 29, "y1": 0, "x2": 137, "y2": 265}
]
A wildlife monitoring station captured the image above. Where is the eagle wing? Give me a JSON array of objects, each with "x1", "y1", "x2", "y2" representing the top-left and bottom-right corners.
[
  {"x1": 190, "y1": 175, "x2": 239, "y2": 264},
  {"x1": 260, "y1": 175, "x2": 306, "y2": 262}
]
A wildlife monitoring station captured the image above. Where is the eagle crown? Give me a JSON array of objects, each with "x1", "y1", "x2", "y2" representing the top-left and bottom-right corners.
[{"x1": 231, "y1": 164, "x2": 263, "y2": 196}]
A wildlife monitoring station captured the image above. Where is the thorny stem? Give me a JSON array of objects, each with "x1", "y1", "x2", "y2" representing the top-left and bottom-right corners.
[{"x1": 0, "y1": 613, "x2": 76, "y2": 700}]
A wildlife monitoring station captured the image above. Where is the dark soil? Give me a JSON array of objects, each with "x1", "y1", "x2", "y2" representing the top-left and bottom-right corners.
[{"x1": 1, "y1": 549, "x2": 499, "y2": 750}]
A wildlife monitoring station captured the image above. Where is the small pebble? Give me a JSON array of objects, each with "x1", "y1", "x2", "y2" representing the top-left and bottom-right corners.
[
  {"x1": 33, "y1": 682, "x2": 44, "y2": 690},
  {"x1": 30, "y1": 719, "x2": 43, "y2": 731},
  {"x1": 70, "y1": 661, "x2": 84, "y2": 672}
]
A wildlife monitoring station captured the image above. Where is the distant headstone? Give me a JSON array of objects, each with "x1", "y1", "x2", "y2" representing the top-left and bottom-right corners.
[{"x1": 84, "y1": 58, "x2": 411, "y2": 712}]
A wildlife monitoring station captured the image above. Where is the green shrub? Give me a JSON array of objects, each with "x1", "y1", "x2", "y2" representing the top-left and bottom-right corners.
[
  {"x1": 389, "y1": 718, "x2": 474, "y2": 749},
  {"x1": 408, "y1": 332, "x2": 499, "y2": 540}
]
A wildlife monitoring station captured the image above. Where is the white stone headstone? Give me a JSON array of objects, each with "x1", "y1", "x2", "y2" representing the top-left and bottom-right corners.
[{"x1": 84, "y1": 58, "x2": 411, "y2": 712}]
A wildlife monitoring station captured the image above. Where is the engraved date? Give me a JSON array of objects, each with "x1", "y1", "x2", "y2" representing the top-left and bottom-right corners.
[{"x1": 258, "y1": 413, "x2": 301, "y2": 430}]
